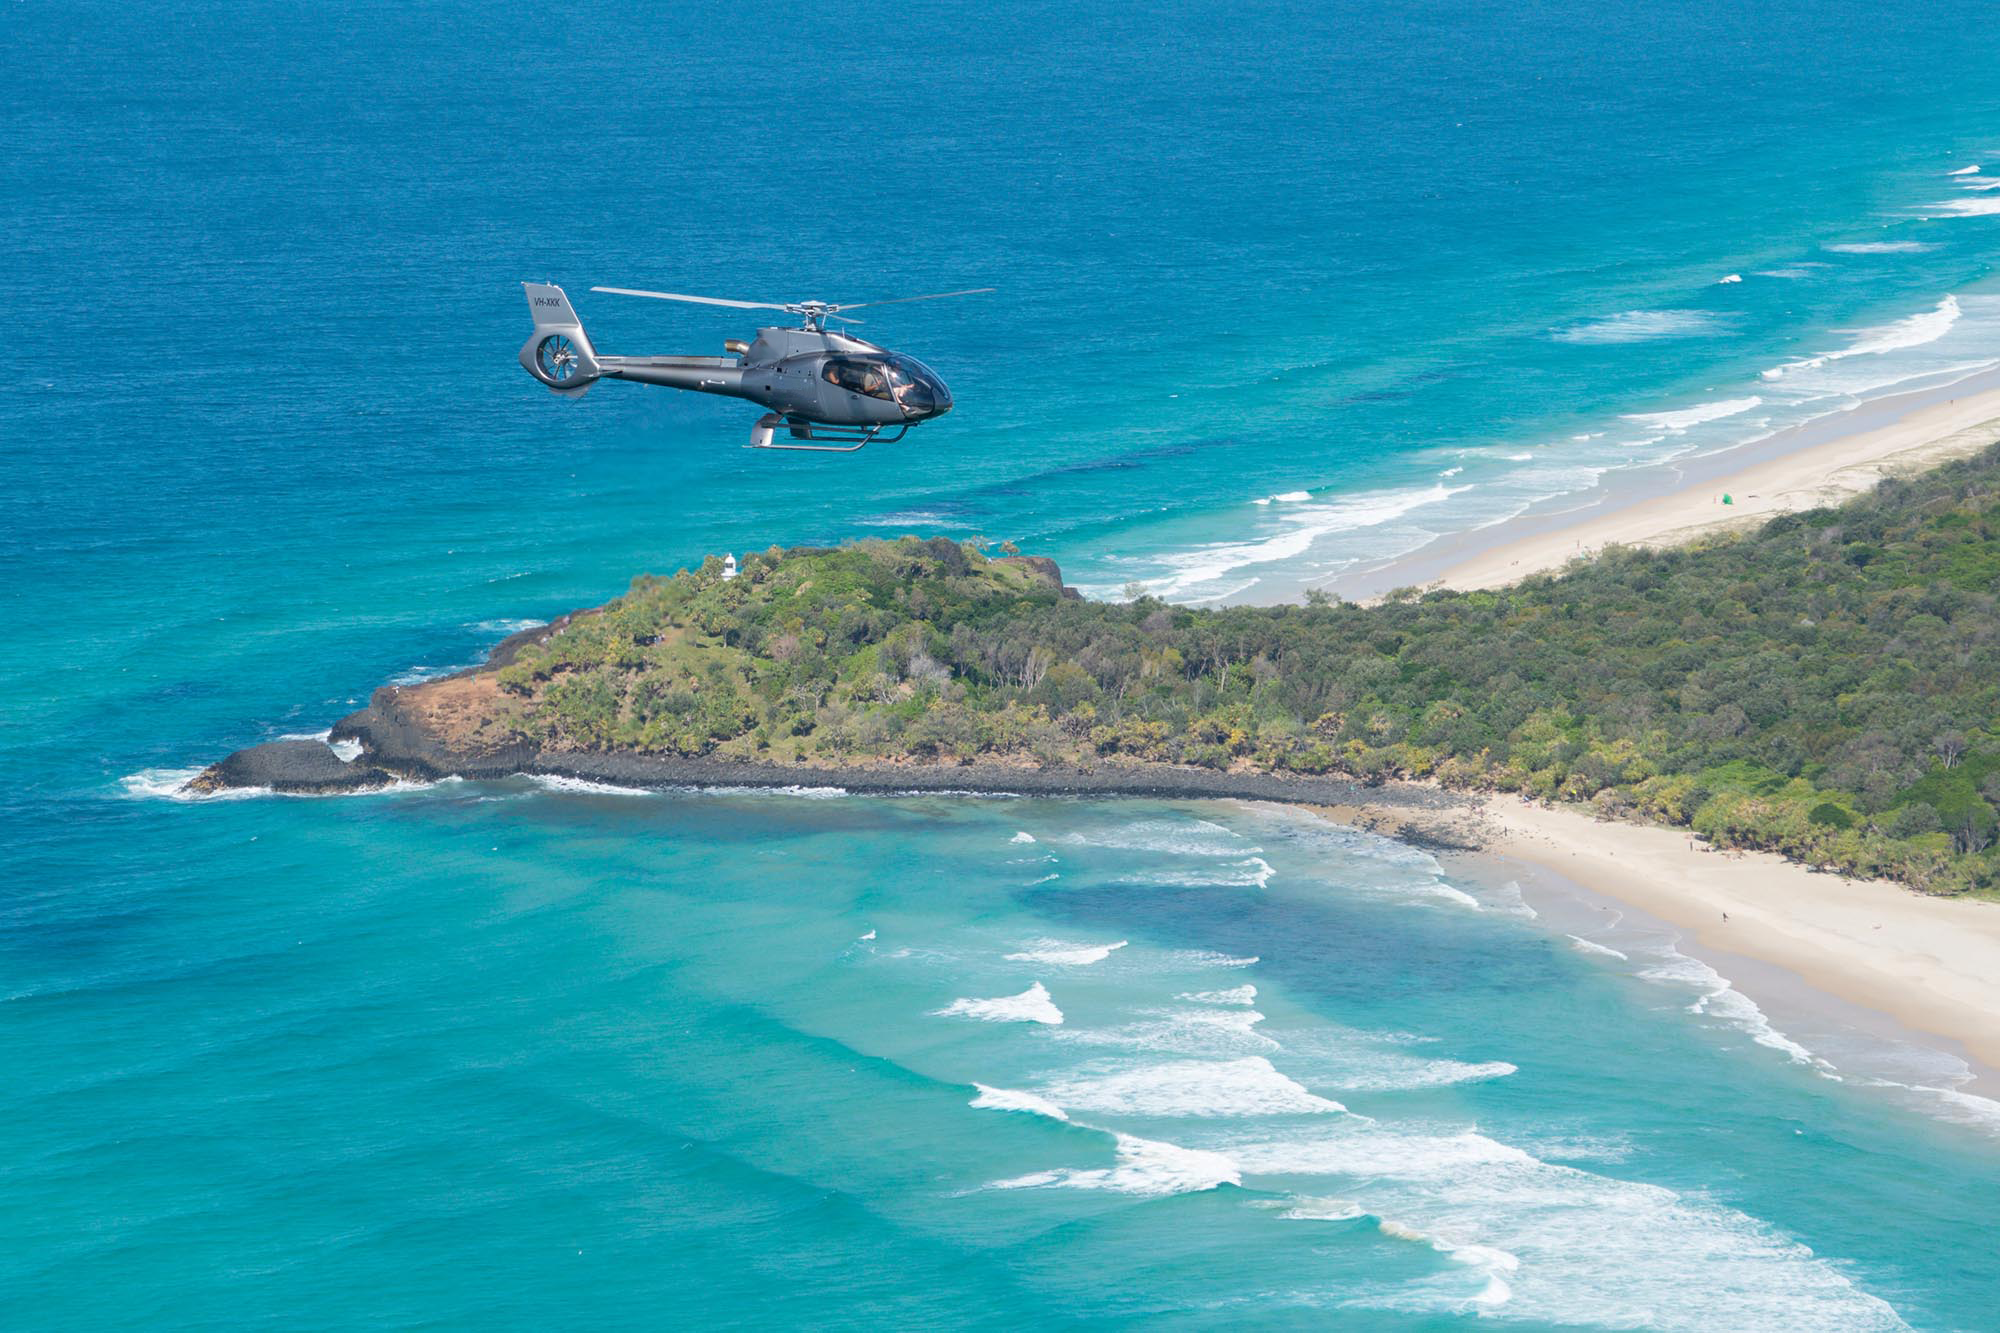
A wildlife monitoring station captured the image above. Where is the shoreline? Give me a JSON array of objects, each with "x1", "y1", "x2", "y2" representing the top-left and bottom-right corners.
[
  {"x1": 1329, "y1": 361, "x2": 2000, "y2": 600},
  {"x1": 187, "y1": 732, "x2": 1480, "y2": 846},
  {"x1": 1470, "y1": 793, "x2": 2000, "y2": 1090},
  {"x1": 180, "y1": 729, "x2": 2000, "y2": 1105}
]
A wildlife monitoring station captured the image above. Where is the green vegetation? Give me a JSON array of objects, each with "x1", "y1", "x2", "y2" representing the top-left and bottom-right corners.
[{"x1": 486, "y1": 446, "x2": 2000, "y2": 893}]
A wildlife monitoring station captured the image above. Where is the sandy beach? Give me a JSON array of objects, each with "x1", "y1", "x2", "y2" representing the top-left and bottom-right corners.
[
  {"x1": 1304, "y1": 363, "x2": 2000, "y2": 1085},
  {"x1": 1478, "y1": 793, "x2": 2000, "y2": 1078},
  {"x1": 1335, "y1": 366, "x2": 2000, "y2": 599}
]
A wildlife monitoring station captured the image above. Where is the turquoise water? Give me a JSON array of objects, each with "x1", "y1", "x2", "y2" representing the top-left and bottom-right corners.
[{"x1": 10, "y1": 1, "x2": 2000, "y2": 1326}]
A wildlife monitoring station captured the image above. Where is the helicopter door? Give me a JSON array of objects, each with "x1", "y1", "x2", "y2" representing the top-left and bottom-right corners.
[{"x1": 819, "y1": 357, "x2": 890, "y2": 420}]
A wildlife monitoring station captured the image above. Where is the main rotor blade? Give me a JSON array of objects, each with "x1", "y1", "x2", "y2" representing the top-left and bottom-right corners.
[
  {"x1": 834, "y1": 287, "x2": 995, "y2": 312},
  {"x1": 590, "y1": 287, "x2": 790, "y2": 311}
]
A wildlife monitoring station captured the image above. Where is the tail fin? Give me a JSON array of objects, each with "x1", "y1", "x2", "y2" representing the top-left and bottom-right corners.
[{"x1": 519, "y1": 283, "x2": 600, "y2": 394}]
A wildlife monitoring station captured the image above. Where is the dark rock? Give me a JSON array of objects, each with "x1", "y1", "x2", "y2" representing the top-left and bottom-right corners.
[
  {"x1": 188, "y1": 739, "x2": 394, "y2": 794},
  {"x1": 999, "y1": 554, "x2": 1075, "y2": 596}
]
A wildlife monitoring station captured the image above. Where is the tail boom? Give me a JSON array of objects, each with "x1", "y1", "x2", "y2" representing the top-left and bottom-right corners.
[{"x1": 519, "y1": 283, "x2": 751, "y2": 399}]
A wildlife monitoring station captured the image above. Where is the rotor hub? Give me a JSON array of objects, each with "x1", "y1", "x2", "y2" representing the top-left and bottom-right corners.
[{"x1": 536, "y1": 334, "x2": 580, "y2": 382}]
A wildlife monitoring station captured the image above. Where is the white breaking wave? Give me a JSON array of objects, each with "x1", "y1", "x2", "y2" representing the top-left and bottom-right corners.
[
  {"x1": 1057, "y1": 1006, "x2": 1278, "y2": 1058},
  {"x1": 1823, "y1": 241, "x2": 1936, "y2": 254},
  {"x1": 859, "y1": 509, "x2": 956, "y2": 528},
  {"x1": 1374, "y1": 1217, "x2": 1522, "y2": 1313},
  {"x1": 970, "y1": 1084, "x2": 1069, "y2": 1120},
  {"x1": 1619, "y1": 396, "x2": 1762, "y2": 432},
  {"x1": 1325, "y1": 1057, "x2": 1519, "y2": 1093},
  {"x1": 1551, "y1": 310, "x2": 1732, "y2": 344},
  {"x1": 1060, "y1": 818, "x2": 1249, "y2": 857},
  {"x1": 1009, "y1": 831, "x2": 1036, "y2": 844},
  {"x1": 1133, "y1": 483, "x2": 1470, "y2": 599},
  {"x1": 1717, "y1": 273, "x2": 1742, "y2": 284},
  {"x1": 120, "y1": 767, "x2": 439, "y2": 802},
  {"x1": 993, "y1": 1131, "x2": 1240, "y2": 1196},
  {"x1": 473, "y1": 618, "x2": 543, "y2": 635},
  {"x1": 1217, "y1": 1124, "x2": 1909, "y2": 1330},
  {"x1": 1565, "y1": 934, "x2": 1629, "y2": 961},
  {"x1": 698, "y1": 784, "x2": 849, "y2": 799},
  {"x1": 1961, "y1": 180, "x2": 2000, "y2": 191},
  {"x1": 1635, "y1": 950, "x2": 1828, "y2": 1070},
  {"x1": 1270, "y1": 1194, "x2": 1367, "y2": 1221},
  {"x1": 1761, "y1": 295, "x2": 1961, "y2": 380},
  {"x1": 1860, "y1": 1078, "x2": 2000, "y2": 1136},
  {"x1": 1476, "y1": 879, "x2": 1539, "y2": 919},
  {"x1": 1006, "y1": 938, "x2": 1127, "y2": 966},
  {"x1": 388, "y1": 663, "x2": 470, "y2": 685},
  {"x1": 530, "y1": 774, "x2": 655, "y2": 796},
  {"x1": 1038, "y1": 1056, "x2": 1348, "y2": 1118},
  {"x1": 1229, "y1": 1126, "x2": 1533, "y2": 1176},
  {"x1": 1176, "y1": 984, "x2": 1257, "y2": 1006},
  {"x1": 934, "y1": 981, "x2": 1064, "y2": 1025},
  {"x1": 120, "y1": 767, "x2": 210, "y2": 800},
  {"x1": 1136, "y1": 856, "x2": 1276, "y2": 889},
  {"x1": 1933, "y1": 194, "x2": 2000, "y2": 217},
  {"x1": 1394, "y1": 880, "x2": 1483, "y2": 912},
  {"x1": 1272, "y1": 490, "x2": 1312, "y2": 502},
  {"x1": 1948, "y1": 163, "x2": 1981, "y2": 175},
  {"x1": 1177, "y1": 951, "x2": 1260, "y2": 969}
]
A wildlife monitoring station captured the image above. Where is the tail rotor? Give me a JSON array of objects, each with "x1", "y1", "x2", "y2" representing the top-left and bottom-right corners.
[{"x1": 519, "y1": 283, "x2": 600, "y2": 394}]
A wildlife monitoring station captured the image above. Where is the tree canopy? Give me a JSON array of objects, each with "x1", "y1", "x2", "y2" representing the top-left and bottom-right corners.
[{"x1": 485, "y1": 446, "x2": 2000, "y2": 894}]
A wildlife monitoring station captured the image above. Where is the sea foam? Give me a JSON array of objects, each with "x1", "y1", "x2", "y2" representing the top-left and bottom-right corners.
[
  {"x1": 1932, "y1": 195, "x2": 2000, "y2": 217},
  {"x1": 119, "y1": 767, "x2": 212, "y2": 800},
  {"x1": 1132, "y1": 483, "x2": 1470, "y2": 600},
  {"x1": 1006, "y1": 938, "x2": 1127, "y2": 966},
  {"x1": 1056, "y1": 1006, "x2": 1277, "y2": 1058},
  {"x1": 1038, "y1": 1056, "x2": 1347, "y2": 1118},
  {"x1": 1551, "y1": 310, "x2": 1733, "y2": 344},
  {"x1": 530, "y1": 774, "x2": 655, "y2": 797},
  {"x1": 934, "y1": 981, "x2": 1064, "y2": 1025},
  {"x1": 993, "y1": 1132, "x2": 1240, "y2": 1196},
  {"x1": 1823, "y1": 240, "x2": 1936, "y2": 254},
  {"x1": 1635, "y1": 950, "x2": 1829, "y2": 1070},
  {"x1": 1619, "y1": 396, "x2": 1762, "y2": 432},
  {"x1": 1565, "y1": 934, "x2": 1629, "y2": 961},
  {"x1": 1175, "y1": 984, "x2": 1257, "y2": 1006},
  {"x1": 1761, "y1": 294, "x2": 1960, "y2": 379},
  {"x1": 1223, "y1": 1124, "x2": 1909, "y2": 1330},
  {"x1": 970, "y1": 1084, "x2": 1069, "y2": 1120}
]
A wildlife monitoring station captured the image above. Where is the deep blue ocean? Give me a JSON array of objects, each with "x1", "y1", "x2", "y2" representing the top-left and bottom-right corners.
[{"x1": 10, "y1": 2, "x2": 2000, "y2": 1327}]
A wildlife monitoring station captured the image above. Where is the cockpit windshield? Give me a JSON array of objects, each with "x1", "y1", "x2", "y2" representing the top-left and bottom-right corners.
[{"x1": 823, "y1": 356, "x2": 941, "y2": 413}]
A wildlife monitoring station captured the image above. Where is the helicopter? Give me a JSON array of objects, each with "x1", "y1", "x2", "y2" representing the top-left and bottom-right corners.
[{"x1": 518, "y1": 281, "x2": 989, "y2": 451}]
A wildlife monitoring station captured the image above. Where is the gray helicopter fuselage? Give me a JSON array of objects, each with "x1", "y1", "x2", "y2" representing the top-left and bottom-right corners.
[{"x1": 521, "y1": 285, "x2": 953, "y2": 432}]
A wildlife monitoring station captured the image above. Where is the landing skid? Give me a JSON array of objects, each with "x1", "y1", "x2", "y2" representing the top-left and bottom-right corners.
[{"x1": 748, "y1": 413, "x2": 910, "y2": 452}]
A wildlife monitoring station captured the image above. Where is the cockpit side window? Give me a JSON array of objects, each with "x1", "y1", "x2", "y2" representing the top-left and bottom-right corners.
[{"x1": 823, "y1": 358, "x2": 893, "y2": 400}]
